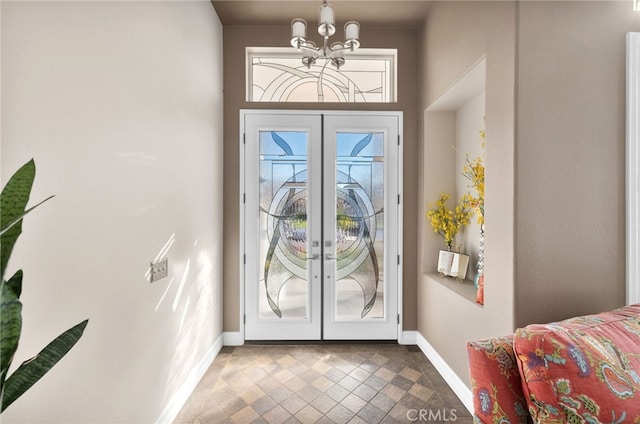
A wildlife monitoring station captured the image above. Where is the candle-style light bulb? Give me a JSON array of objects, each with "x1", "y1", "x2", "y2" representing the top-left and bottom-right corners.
[
  {"x1": 291, "y1": 18, "x2": 307, "y2": 48},
  {"x1": 318, "y1": 2, "x2": 336, "y2": 37},
  {"x1": 344, "y1": 21, "x2": 360, "y2": 50}
]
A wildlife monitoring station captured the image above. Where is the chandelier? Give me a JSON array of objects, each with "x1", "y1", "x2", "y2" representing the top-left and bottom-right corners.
[{"x1": 290, "y1": 0, "x2": 360, "y2": 69}]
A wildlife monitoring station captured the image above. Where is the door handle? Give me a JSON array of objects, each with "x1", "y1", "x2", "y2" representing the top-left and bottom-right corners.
[
  {"x1": 306, "y1": 254, "x2": 320, "y2": 260},
  {"x1": 325, "y1": 254, "x2": 338, "y2": 260}
]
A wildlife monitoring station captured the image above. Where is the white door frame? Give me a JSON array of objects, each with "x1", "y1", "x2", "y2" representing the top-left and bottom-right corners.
[
  {"x1": 627, "y1": 32, "x2": 640, "y2": 305},
  {"x1": 239, "y1": 109, "x2": 403, "y2": 342}
]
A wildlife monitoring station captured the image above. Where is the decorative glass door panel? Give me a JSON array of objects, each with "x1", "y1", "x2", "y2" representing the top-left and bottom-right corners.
[
  {"x1": 244, "y1": 114, "x2": 322, "y2": 340},
  {"x1": 323, "y1": 115, "x2": 399, "y2": 340},
  {"x1": 333, "y1": 132, "x2": 384, "y2": 319},
  {"x1": 243, "y1": 111, "x2": 400, "y2": 341},
  {"x1": 259, "y1": 131, "x2": 309, "y2": 319}
]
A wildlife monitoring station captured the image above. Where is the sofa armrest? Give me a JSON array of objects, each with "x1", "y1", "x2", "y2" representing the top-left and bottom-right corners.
[{"x1": 467, "y1": 335, "x2": 532, "y2": 424}]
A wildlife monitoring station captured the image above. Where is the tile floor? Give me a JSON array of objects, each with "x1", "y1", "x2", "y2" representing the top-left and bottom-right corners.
[{"x1": 174, "y1": 344, "x2": 473, "y2": 424}]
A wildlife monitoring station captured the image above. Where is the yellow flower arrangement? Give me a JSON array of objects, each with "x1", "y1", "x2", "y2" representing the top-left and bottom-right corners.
[
  {"x1": 427, "y1": 193, "x2": 473, "y2": 250},
  {"x1": 462, "y1": 125, "x2": 486, "y2": 224}
]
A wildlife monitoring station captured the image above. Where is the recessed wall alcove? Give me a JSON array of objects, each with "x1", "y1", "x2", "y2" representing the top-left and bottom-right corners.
[{"x1": 423, "y1": 57, "x2": 486, "y2": 304}]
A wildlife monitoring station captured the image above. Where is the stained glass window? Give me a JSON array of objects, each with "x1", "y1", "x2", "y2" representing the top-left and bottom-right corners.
[{"x1": 247, "y1": 47, "x2": 397, "y2": 103}]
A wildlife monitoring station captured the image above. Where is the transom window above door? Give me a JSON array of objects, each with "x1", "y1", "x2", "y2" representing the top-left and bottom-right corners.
[{"x1": 246, "y1": 47, "x2": 397, "y2": 103}]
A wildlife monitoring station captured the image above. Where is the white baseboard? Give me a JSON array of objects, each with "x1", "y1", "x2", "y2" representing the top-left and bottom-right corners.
[
  {"x1": 399, "y1": 330, "x2": 418, "y2": 345},
  {"x1": 223, "y1": 331, "x2": 244, "y2": 346},
  {"x1": 156, "y1": 334, "x2": 223, "y2": 423},
  {"x1": 416, "y1": 332, "x2": 473, "y2": 414}
]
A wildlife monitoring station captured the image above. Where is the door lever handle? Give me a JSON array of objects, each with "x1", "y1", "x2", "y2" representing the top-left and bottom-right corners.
[
  {"x1": 325, "y1": 254, "x2": 338, "y2": 260},
  {"x1": 306, "y1": 254, "x2": 320, "y2": 260}
]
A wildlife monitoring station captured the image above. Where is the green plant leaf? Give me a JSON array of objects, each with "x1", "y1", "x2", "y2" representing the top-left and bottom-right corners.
[
  {"x1": 0, "y1": 195, "x2": 55, "y2": 239},
  {"x1": 4, "y1": 270, "x2": 23, "y2": 299},
  {"x1": 0, "y1": 319, "x2": 88, "y2": 412},
  {"x1": 0, "y1": 160, "x2": 88, "y2": 413},
  {"x1": 0, "y1": 160, "x2": 35, "y2": 282},
  {"x1": 0, "y1": 271, "x2": 23, "y2": 391}
]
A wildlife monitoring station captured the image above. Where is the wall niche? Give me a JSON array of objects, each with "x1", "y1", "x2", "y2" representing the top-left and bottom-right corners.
[{"x1": 423, "y1": 57, "x2": 486, "y2": 304}]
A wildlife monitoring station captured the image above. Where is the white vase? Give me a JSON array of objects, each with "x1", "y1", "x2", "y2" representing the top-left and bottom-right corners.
[{"x1": 437, "y1": 250, "x2": 470, "y2": 280}]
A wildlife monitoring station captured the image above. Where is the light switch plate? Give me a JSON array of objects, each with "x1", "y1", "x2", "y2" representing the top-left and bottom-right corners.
[{"x1": 150, "y1": 258, "x2": 168, "y2": 282}]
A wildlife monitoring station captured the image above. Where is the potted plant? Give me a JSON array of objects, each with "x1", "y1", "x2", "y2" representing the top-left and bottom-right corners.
[
  {"x1": 0, "y1": 159, "x2": 88, "y2": 412},
  {"x1": 426, "y1": 193, "x2": 472, "y2": 279}
]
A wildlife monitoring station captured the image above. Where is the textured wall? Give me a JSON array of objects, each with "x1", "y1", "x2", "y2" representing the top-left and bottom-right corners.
[
  {"x1": 1, "y1": 2, "x2": 224, "y2": 421},
  {"x1": 515, "y1": 1, "x2": 640, "y2": 326}
]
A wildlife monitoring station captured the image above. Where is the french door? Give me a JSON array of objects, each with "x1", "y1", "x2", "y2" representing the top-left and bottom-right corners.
[{"x1": 242, "y1": 110, "x2": 402, "y2": 340}]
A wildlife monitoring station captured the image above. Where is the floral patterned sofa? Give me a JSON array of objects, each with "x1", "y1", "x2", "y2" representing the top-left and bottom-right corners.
[{"x1": 467, "y1": 304, "x2": 640, "y2": 423}]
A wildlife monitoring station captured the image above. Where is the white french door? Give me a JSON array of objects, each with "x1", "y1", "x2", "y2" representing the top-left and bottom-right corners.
[{"x1": 242, "y1": 110, "x2": 402, "y2": 340}]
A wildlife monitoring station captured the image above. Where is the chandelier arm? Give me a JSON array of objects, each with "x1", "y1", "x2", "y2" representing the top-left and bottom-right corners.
[{"x1": 299, "y1": 45, "x2": 320, "y2": 57}]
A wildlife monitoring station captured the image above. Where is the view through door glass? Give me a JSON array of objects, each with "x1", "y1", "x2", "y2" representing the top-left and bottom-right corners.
[
  {"x1": 332, "y1": 132, "x2": 385, "y2": 320},
  {"x1": 259, "y1": 131, "x2": 310, "y2": 319}
]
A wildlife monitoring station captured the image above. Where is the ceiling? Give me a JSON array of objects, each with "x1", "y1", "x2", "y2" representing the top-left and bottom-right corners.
[{"x1": 211, "y1": 1, "x2": 433, "y2": 28}]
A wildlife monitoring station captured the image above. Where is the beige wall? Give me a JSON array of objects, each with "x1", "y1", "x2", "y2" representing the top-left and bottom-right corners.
[
  {"x1": 1, "y1": 2, "x2": 224, "y2": 422},
  {"x1": 417, "y1": 1, "x2": 516, "y2": 385},
  {"x1": 417, "y1": 0, "x2": 639, "y2": 388},
  {"x1": 222, "y1": 25, "x2": 421, "y2": 333},
  {"x1": 515, "y1": 1, "x2": 640, "y2": 326}
]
